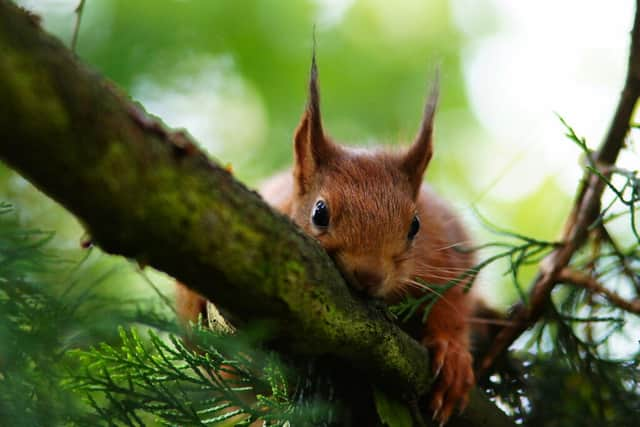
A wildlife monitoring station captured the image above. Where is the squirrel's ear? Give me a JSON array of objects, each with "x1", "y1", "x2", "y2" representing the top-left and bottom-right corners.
[
  {"x1": 293, "y1": 53, "x2": 336, "y2": 194},
  {"x1": 401, "y1": 74, "x2": 439, "y2": 197}
]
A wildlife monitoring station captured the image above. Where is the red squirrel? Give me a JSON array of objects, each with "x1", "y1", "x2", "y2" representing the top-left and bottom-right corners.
[{"x1": 177, "y1": 58, "x2": 476, "y2": 425}]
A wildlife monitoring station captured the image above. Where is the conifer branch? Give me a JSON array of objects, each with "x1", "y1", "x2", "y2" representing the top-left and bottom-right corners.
[{"x1": 478, "y1": 0, "x2": 640, "y2": 376}]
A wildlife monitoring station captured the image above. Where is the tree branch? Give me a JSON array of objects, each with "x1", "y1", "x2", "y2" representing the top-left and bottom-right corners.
[
  {"x1": 0, "y1": 1, "x2": 512, "y2": 426},
  {"x1": 478, "y1": 0, "x2": 640, "y2": 376},
  {"x1": 557, "y1": 268, "x2": 640, "y2": 315}
]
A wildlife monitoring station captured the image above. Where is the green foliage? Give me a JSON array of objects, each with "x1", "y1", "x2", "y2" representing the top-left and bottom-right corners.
[
  {"x1": 483, "y1": 121, "x2": 640, "y2": 426},
  {"x1": 372, "y1": 387, "x2": 413, "y2": 427},
  {"x1": 27, "y1": 0, "x2": 473, "y2": 185},
  {"x1": 0, "y1": 202, "x2": 91, "y2": 426},
  {"x1": 0, "y1": 203, "x2": 333, "y2": 426},
  {"x1": 525, "y1": 355, "x2": 640, "y2": 426},
  {"x1": 68, "y1": 327, "x2": 297, "y2": 426}
]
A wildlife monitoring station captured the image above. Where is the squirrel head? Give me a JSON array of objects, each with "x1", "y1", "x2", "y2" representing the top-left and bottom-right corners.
[{"x1": 290, "y1": 56, "x2": 439, "y2": 300}]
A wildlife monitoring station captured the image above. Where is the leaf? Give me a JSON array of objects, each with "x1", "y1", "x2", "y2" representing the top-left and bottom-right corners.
[{"x1": 372, "y1": 386, "x2": 413, "y2": 427}]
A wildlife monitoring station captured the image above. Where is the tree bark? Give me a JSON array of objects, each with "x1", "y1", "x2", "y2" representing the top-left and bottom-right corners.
[{"x1": 0, "y1": 1, "x2": 512, "y2": 426}]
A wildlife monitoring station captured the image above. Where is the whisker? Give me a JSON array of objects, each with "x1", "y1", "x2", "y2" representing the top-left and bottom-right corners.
[
  {"x1": 410, "y1": 269, "x2": 474, "y2": 282},
  {"x1": 412, "y1": 271, "x2": 470, "y2": 279},
  {"x1": 414, "y1": 260, "x2": 472, "y2": 269},
  {"x1": 413, "y1": 262, "x2": 473, "y2": 272},
  {"x1": 431, "y1": 240, "x2": 475, "y2": 252},
  {"x1": 394, "y1": 239, "x2": 476, "y2": 264},
  {"x1": 410, "y1": 274, "x2": 461, "y2": 282},
  {"x1": 393, "y1": 283, "x2": 410, "y2": 299},
  {"x1": 393, "y1": 254, "x2": 413, "y2": 264},
  {"x1": 402, "y1": 278, "x2": 461, "y2": 314},
  {"x1": 465, "y1": 316, "x2": 517, "y2": 327},
  {"x1": 412, "y1": 264, "x2": 479, "y2": 282}
]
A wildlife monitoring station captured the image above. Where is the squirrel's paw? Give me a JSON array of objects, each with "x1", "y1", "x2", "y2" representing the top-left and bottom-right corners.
[{"x1": 424, "y1": 337, "x2": 474, "y2": 426}]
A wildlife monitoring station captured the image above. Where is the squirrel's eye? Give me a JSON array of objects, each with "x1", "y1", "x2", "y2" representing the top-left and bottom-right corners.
[
  {"x1": 407, "y1": 215, "x2": 420, "y2": 240},
  {"x1": 311, "y1": 200, "x2": 330, "y2": 229}
]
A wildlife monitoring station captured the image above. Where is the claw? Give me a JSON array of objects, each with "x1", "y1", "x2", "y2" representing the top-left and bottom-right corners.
[
  {"x1": 432, "y1": 406, "x2": 441, "y2": 422},
  {"x1": 425, "y1": 337, "x2": 474, "y2": 426},
  {"x1": 438, "y1": 402, "x2": 456, "y2": 425},
  {"x1": 458, "y1": 394, "x2": 470, "y2": 414},
  {"x1": 430, "y1": 339, "x2": 448, "y2": 379},
  {"x1": 431, "y1": 395, "x2": 442, "y2": 419},
  {"x1": 434, "y1": 360, "x2": 444, "y2": 379}
]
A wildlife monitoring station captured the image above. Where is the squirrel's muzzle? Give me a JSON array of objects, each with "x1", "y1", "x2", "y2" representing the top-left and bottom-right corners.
[{"x1": 352, "y1": 269, "x2": 384, "y2": 293}]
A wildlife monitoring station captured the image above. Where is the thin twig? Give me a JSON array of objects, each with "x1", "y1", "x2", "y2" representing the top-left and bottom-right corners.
[
  {"x1": 477, "y1": 0, "x2": 640, "y2": 377},
  {"x1": 557, "y1": 267, "x2": 640, "y2": 315},
  {"x1": 598, "y1": 224, "x2": 640, "y2": 293},
  {"x1": 71, "y1": 0, "x2": 85, "y2": 53}
]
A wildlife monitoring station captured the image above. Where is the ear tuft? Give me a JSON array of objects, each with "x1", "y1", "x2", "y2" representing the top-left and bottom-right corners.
[
  {"x1": 307, "y1": 48, "x2": 324, "y2": 151},
  {"x1": 293, "y1": 49, "x2": 335, "y2": 194},
  {"x1": 401, "y1": 72, "x2": 440, "y2": 197}
]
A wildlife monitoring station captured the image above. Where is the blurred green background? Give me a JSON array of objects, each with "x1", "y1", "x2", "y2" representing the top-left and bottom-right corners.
[{"x1": 4, "y1": 0, "x2": 637, "y2": 312}]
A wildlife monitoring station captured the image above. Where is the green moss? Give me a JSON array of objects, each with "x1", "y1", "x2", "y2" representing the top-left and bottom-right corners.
[
  {"x1": 99, "y1": 142, "x2": 132, "y2": 189},
  {"x1": 283, "y1": 260, "x2": 305, "y2": 286},
  {"x1": 0, "y1": 50, "x2": 69, "y2": 133}
]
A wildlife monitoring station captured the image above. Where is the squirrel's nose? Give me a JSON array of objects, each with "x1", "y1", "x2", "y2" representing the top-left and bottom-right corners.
[{"x1": 353, "y1": 269, "x2": 384, "y2": 291}]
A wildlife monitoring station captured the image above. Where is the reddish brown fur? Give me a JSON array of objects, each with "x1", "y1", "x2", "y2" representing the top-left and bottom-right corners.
[
  {"x1": 176, "y1": 62, "x2": 476, "y2": 425},
  {"x1": 175, "y1": 282, "x2": 207, "y2": 327}
]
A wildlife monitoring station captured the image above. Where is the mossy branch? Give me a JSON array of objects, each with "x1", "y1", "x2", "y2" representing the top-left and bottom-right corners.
[{"x1": 0, "y1": 2, "x2": 513, "y2": 426}]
